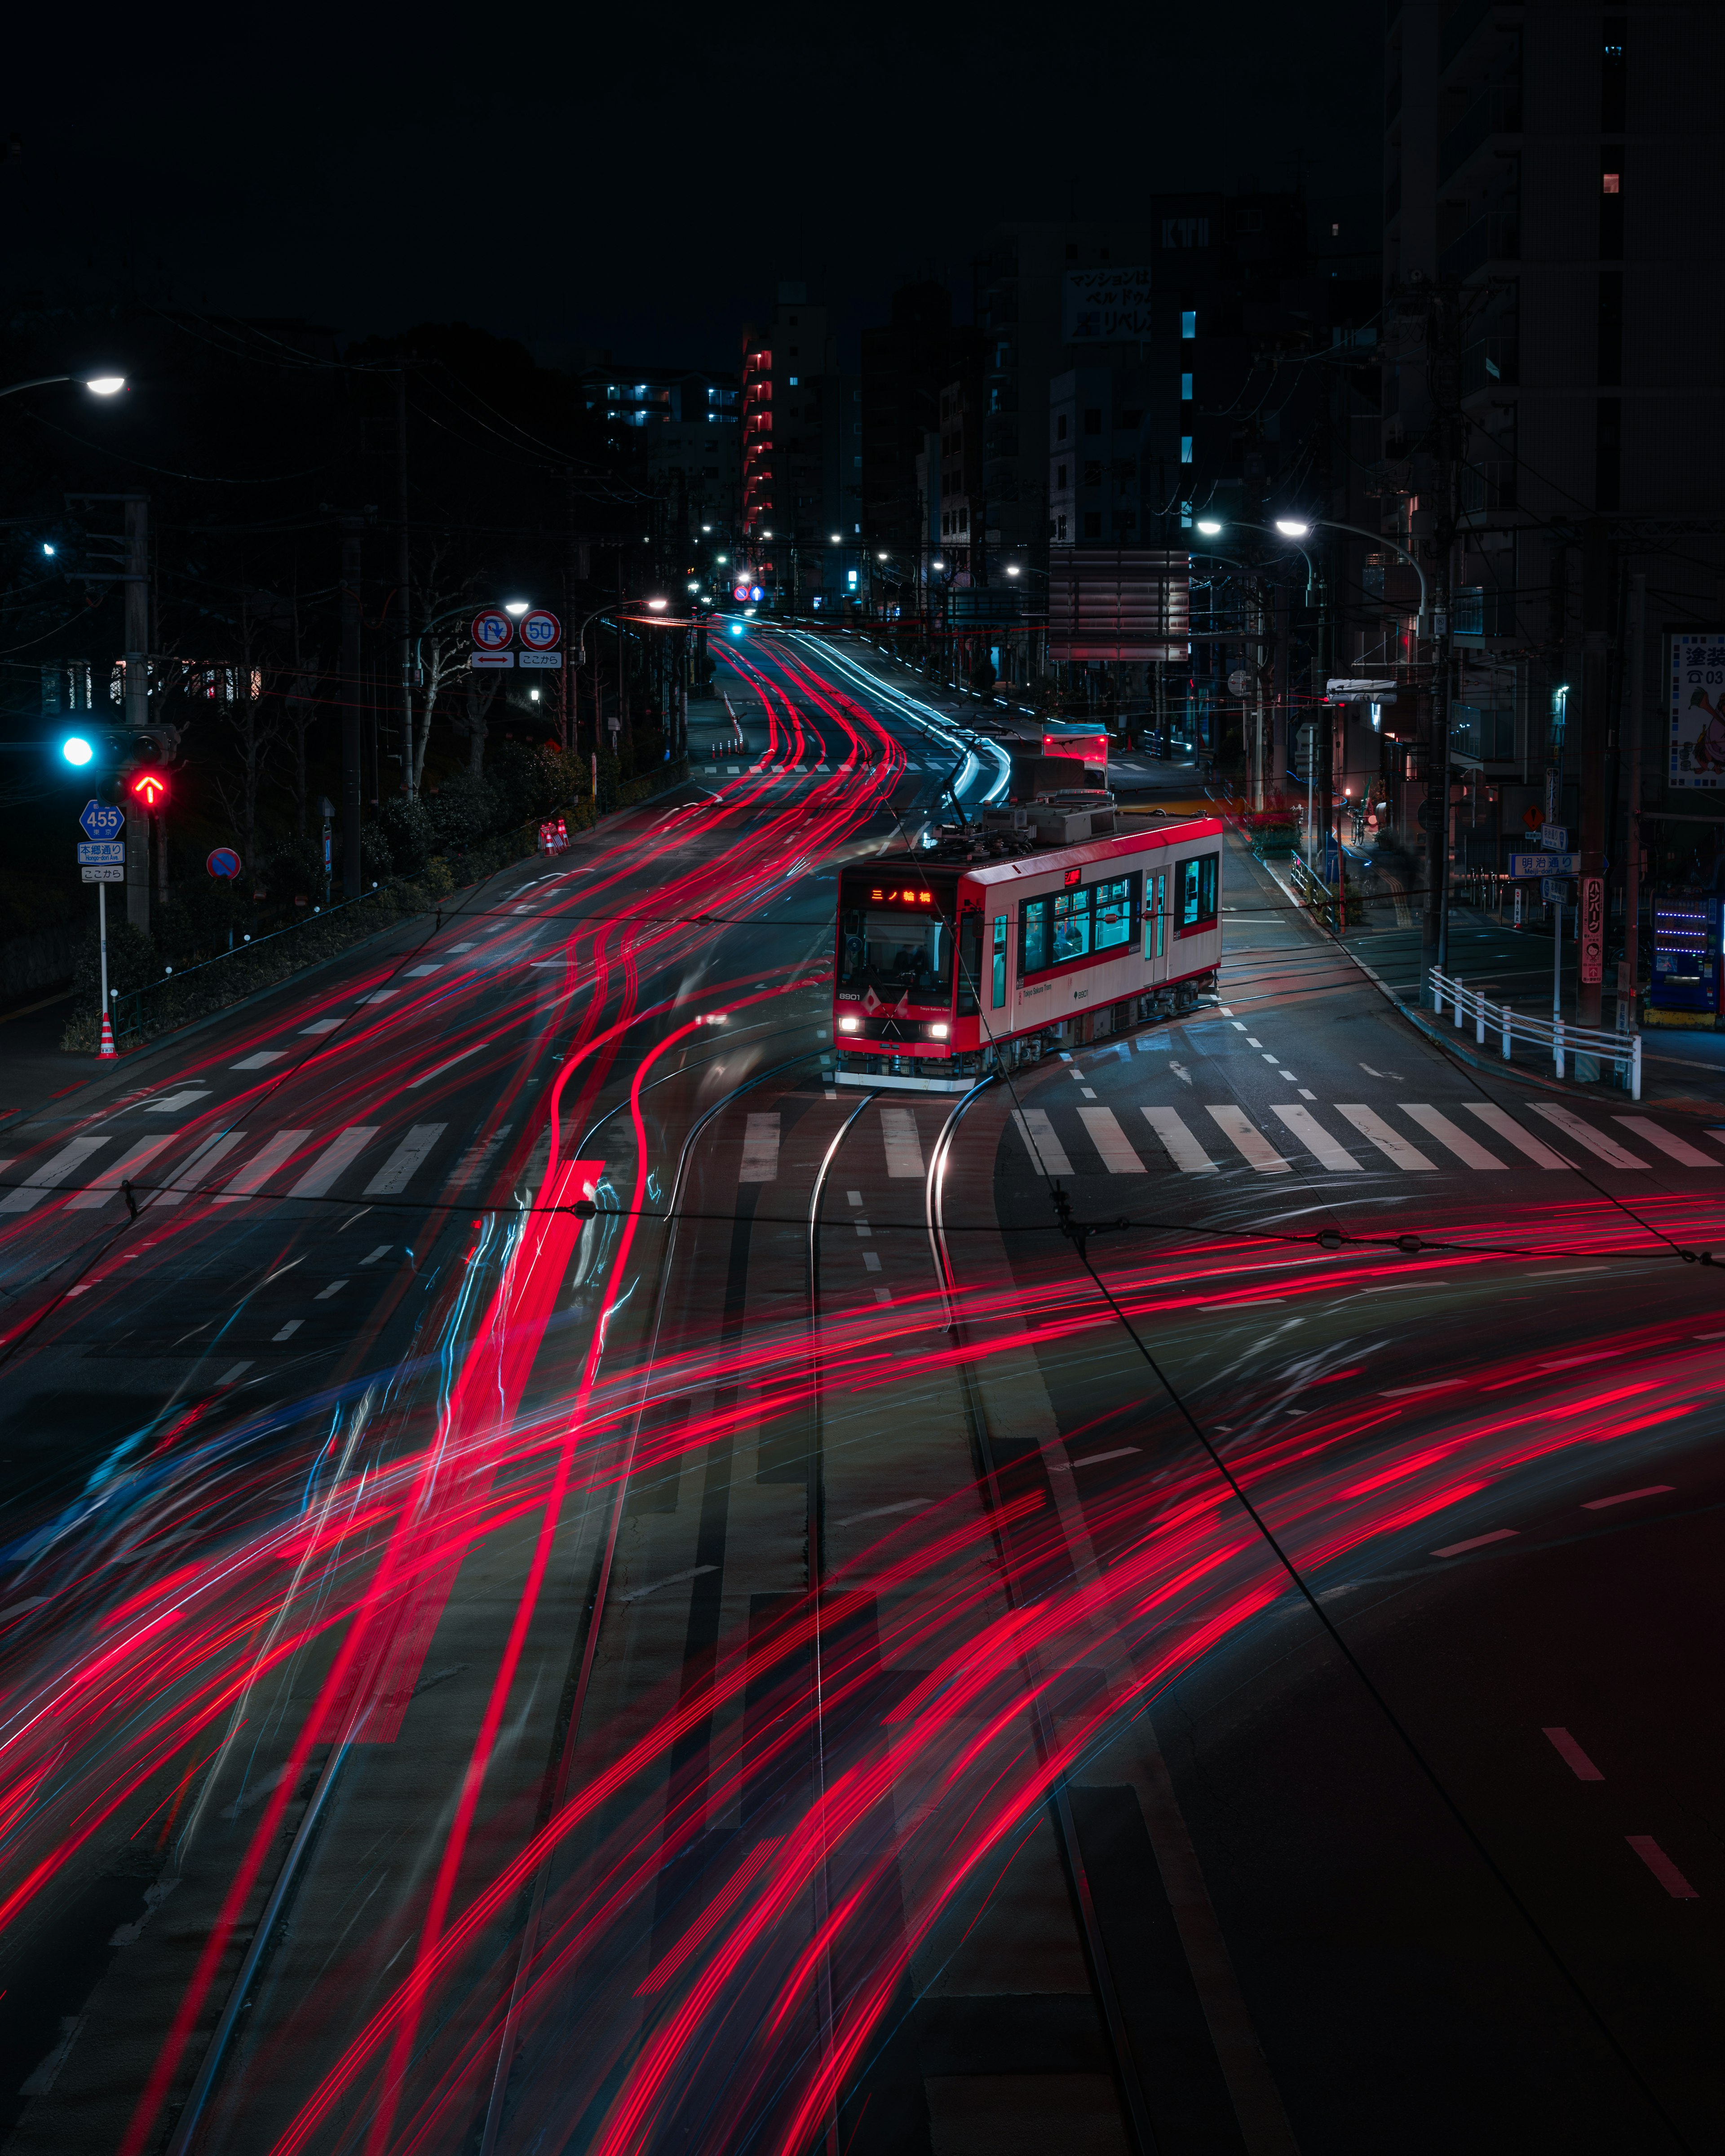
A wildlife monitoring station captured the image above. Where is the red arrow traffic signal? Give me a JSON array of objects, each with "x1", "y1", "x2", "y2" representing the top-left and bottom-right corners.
[{"x1": 129, "y1": 768, "x2": 169, "y2": 810}]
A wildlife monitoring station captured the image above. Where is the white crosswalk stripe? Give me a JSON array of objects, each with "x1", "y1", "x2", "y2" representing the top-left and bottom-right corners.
[
  {"x1": 0, "y1": 1137, "x2": 110, "y2": 1213},
  {"x1": 66, "y1": 1137, "x2": 174, "y2": 1209},
  {"x1": 287, "y1": 1126, "x2": 380, "y2": 1199},
  {"x1": 880, "y1": 1107, "x2": 926, "y2": 1178},
  {"x1": 1334, "y1": 1104, "x2": 1437, "y2": 1171},
  {"x1": 1612, "y1": 1115, "x2": 1719, "y2": 1167},
  {"x1": 1530, "y1": 1104, "x2": 1648, "y2": 1170},
  {"x1": 1271, "y1": 1103, "x2": 1360, "y2": 1171},
  {"x1": 739, "y1": 1112, "x2": 781, "y2": 1184},
  {"x1": 1206, "y1": 1105, "x2": 1290, "y2": 1173},
  {"x1": 1140, "y1": 1107, "x2": 1216, "y2": 1173},
  {"x1": 364, "y1": 1123, "x2": 447, "y2": 1197},
  {"x1": 1012, "y1": 1109, "x2": 1074, "y2": 1177},
  {"x1": 1399, "y1": 1104, "x2": 1507, "y2": 1169},
  {"x1": 214, "y1": 1130, "x2": 312, "y2": 1204},
  {"x1": 1462, "y1": 1103, "x2": 1571, "y2": 1169},
  {"x1": 155, "y1": 1130, "x2": 248, "y2": 1206},
  {"x1": 1076, "y1": 1105, "x2": 1145, "y2": 1173}
]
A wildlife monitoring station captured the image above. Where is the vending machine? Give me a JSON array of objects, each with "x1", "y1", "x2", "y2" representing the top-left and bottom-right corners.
[{"x1": 1645, "y1": 888, "x2": 1722, "y2": 1024}]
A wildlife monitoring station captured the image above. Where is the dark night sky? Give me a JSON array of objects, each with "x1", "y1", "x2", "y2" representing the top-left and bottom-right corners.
[{"x1": 5, "y1": 1, "x2": 1382, "y2": 367}]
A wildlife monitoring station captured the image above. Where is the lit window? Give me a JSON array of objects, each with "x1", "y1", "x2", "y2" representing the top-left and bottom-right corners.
[
  {"x1": 1181, "y1": 372, "x2": 1194, "y2": 401},
  {"x1": 788, "y1": 375, "x2": 799, "y2": 385},
  {"x1": 1181, "y1": 311, "x2": 1197, "y2": 339},
  {"x1": 1602, "y1": 172, "x2": 1621, "y2": 194},
  {"x1": 1180, "y1": 436, "x2": 1193, "y2": 463}
]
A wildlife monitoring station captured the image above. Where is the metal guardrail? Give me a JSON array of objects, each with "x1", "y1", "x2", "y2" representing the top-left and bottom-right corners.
[
  {"x1": 1430, "y1": 967, "x2": 1641, "y2": 1098},
  {"x1": 107, "y1": 888, "x2": 387, "y2": 1050}
]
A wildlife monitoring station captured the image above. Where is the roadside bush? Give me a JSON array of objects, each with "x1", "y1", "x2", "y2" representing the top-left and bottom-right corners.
[
  {"x1": 426, "y1": 774, "x2": 496, "y2": 854},
  {"x1": 375, "y1": 795, "x2": 437, "y2": 877}
]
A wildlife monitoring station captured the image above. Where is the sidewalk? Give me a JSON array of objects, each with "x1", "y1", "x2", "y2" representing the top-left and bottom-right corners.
[{"x1": 1242, "y1": 839, "x2": 1725, "y2": 1109}]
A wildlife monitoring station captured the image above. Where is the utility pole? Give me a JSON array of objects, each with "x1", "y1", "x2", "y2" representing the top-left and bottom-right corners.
[
  {"x1": 1575, "y1": 517, "x2": 1612, "y2": 1037},
  {"x1": 123, "y1": 495, "x2": 150, "y2": 933},
  {"x1": 1250, "y1": 578, "x2": 1268, "y2": 813},
  {"x1": 396, "y1": 371, "x2": 412, "y2": 797},
  {"x1": 615, "y1": 552, "x2": 629, "y2": 761},
  {"x1": 1622, "y1": 571, "x2": 1646, "y2": 1021},
  {"x1": 341, "y1": 518, "x2": 363, "y2": 898}
]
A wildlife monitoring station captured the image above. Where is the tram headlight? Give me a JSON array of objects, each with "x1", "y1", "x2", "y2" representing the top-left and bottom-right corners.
[
  {"x1": 838, "y1": 1016, "x2": 860, "y2": 1034},
  {"x1": 926, "y1": 1022, "x2": 949, "y2": 1040}
]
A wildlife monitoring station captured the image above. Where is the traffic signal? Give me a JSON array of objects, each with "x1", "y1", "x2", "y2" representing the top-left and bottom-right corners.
[{"x1": 128, "y1": 767, "x2": 170, "y2": 810}]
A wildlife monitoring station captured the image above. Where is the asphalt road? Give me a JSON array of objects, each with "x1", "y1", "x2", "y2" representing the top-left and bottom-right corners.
[{"x1": 0, "y1": 634, "x2": 1718, "y2": 2156}]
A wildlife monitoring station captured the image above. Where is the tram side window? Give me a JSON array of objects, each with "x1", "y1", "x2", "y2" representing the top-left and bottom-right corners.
[
  {"x1": 991, "y1": 916, "x2": 1008, "y2": 1007},
  {"x1": 1052, "y1": 887, "x2": 1092, "y2": 963},
  {"x1": 1022, "y1": 896, "x2": 1049, "y2": 975},
  {"x1": 1178, "y1": 852, "x2": 1218, "y2": 931},
  {"x1": 957, "y1": 910, "x2": 982, "y2": 1015},
  {"x1": 1093, "y1": 875, "x2": 1134, "y2": 951}
]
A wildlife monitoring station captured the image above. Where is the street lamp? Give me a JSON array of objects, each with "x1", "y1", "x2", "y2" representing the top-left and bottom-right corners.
[
  {"x1": 0, "y1": 372, "x2": 128, "y2": 402},
  {"x1": 646, "y1": 597, "x2": 668, "y2": 612},
  {"x1": 1004, "y1": 564, "x2": 1021, "y2": 578},
  {"x1": 503, "y1": 599, "x2": 531, "y2": 617}
]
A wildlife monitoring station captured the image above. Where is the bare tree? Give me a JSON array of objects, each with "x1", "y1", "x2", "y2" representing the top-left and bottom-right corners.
[
  {"x1": 457, "y1": 672, "x2": 500, "y2": 781},
  {"x1": 283, "y1": 667, "x2": 320, "y2": 835},
  {"x1": 407, "y1": 543, "x2": 470, "y2": 799}
]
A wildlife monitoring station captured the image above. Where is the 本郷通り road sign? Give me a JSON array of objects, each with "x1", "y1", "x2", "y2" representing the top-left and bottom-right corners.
[{"x1": 77, "y1": 841, "x2": 124, "y2": 865}]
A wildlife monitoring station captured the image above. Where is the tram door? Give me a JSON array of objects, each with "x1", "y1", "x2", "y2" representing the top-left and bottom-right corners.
[{"x1": 1142, "y1": 868, "x2": 1169, "y2": 985}]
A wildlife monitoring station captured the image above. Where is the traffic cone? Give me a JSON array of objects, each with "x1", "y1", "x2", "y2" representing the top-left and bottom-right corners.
[{"x1": 98, "y1": 1012, "x2": 116, "y2": 1060}]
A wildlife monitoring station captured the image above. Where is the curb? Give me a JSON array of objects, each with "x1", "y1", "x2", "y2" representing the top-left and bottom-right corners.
[{"x1": 1233, "y1": 837, "x2": 1643, "y2": 1105}]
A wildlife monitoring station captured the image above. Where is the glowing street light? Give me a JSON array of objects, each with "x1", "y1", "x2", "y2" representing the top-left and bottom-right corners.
[
  {"x1": 830, "y1": 533, "x2": 842, "y2": 543},
  {"x1": 646, "y1": 597, "x2": 668, "y2": 611},
  {"x1": 1274, "y1": 517, "x2": 1311, "y2": 538},
  {"x1": 0, "y1": 371, "x2": 128, "y2": 403},
  {"x1": 1004, "y1": 563, "x2": 1021, "y2": 577},
  {"x1": 503, "y1": 599, "x2": 531, "y2": 617},
  {"x1": 932, "y1": 558, "x2": 945, "y2": 570},
  {"x1": 84, "y1": 376, "x2": 126, "y2": 396},
  {"x1": 1195, "y1": 519, "x2": 1224, "y2": 536}
]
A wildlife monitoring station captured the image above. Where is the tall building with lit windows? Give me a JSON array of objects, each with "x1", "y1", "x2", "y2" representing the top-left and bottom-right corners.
[{"x1": 739, "y1": 285, "x2": 862, "y2": 609}]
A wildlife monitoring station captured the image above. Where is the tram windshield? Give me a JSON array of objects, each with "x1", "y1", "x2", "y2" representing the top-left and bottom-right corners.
[{"x1": 839, "y1": 875, "x2": 955, "y2": 1007}]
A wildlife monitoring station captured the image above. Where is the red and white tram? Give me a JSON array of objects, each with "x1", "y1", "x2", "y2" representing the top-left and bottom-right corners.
[{"x1": 833, "y1": 810, "x2": 1224, "y2": 1089}]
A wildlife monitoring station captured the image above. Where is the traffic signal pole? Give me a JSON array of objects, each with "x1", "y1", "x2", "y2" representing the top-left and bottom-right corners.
[{"x1": 124, "y1": 495, "x2": 150, "y2": 934}]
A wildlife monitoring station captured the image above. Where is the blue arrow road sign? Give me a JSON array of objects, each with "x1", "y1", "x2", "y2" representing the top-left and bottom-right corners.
[{"x1": 79, "y1": 799, "x2": 124, "y2": 841}]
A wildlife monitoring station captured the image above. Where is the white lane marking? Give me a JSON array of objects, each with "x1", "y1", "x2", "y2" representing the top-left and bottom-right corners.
[
  {"x1": 354, "y1": 990, "x2": 399, "y2": 1005},
  {"x1": 1298, "y1": 1088, "x2": 1316, "y2": 1100},
  {"x1": 449, "y1": 1124, "x2": 512, "y2": 1194},
  {"x1": 1140, "y1": 1106, "x2": 1216, "y2": 1172},
  {"x1": 846, "y1": 1190, "x2": 862, "y2": 1206},
  {"x1": 363, "y1": 1124, "x2": 447, "y2": 1197},
  {"x1": 403, "y1": 963, "x2": 442, "y2": 977},
  {"x1": 739, "y1": 1112, "x2": 781, "y2": 1184},
  {"x1": 361, "y1": 1245, "x2": 392, "y2": 1264},
  {"x1": 215, "y1": 1361, "x2": 252, "y2": 1386},
  {"x1": 1246, "y1": 1037, "x2": 1263, "y2": 1047},
  {"x1": 1334, "y1": 1104, "x2": 1436, "y2": 1171},
  {"x1": 1626, "y1": 1836, "x2": 1698, "y2": 1899},
  {"x1": 231, "y1": 1052, "x2": 285, "y2": 1070},
  {"x1": 1206, "y1": 1105, "x2": 1291, "y2": 1173},
  {"x1": 837, "y1": 1499, "x2": 927, "y2": 1527},
  {"x1": 1168, "y1": 1060, "x2": 1192, "y2": 1085},
  {"x1": 1048, "y1": 1445, "x2": 1141, "y2": 1472},
  {"x1": 1232, "y1": 1022, "x2": 1247, "y2": 1031},
  {"x1": 1261, "y1": 1052, "x2": 1278, "y2": 1064},
  {"x1": 619, "y1": 1564, "x2": 717, "y2": 1604},
  {"x1": 1080, "y1": 1086, "x2": 1098, "y2": 1100},
  {"x1": 1610, "y1": 1115, "x2": 1718, "y2": 1168},
  {"x1": 300, "y1": 1019, "x2": 342, "y2": 1034},
  {"x1": 854, "y1": 1221, "x2": 872, "y2": 1238},
  {"x1": 880, "y1": 1105, "x2": 926, "y2": 1178},
  {"x1": 1278, "y1": 1070, "x2": 1298, "y2": 1082},
  {"x1": 1582, "y1": 1484, "x2": 1672, "y2": 1510},
  {"x1": 1271, "y1": 1104, "x2": 1361, "y2": 1172},
  {"x1": 1360, "y1": 1064, "x2": 1404, "y2": 1079},
  {"x1": 407, "y1": 1042, "x2": 490, "y2": 1090},
  {"x1": 449, "y1": 942, "x2": 475, "y2": 952},
  {"x1": 143, "y1": 1090, "x2": 210, "y2": 1113},
  {"x1": 1011, "y1": 1109, "x2": 1074, "y2": 1178},
  {"x1": 1076, "y1": 1106, "x2": 1145, "y2": 1173},
  {"x1": 213, "y1": 1130, "x2": 313, "y2": 1204},
  {"x1": 1400, "y1": 1104, "x2": 1508, "y2": 1169},
  {"x1": 1198, "y1": 1297, "x2": 1286, "y2": 1309},
  {"x1": 1526, "y1": 1266, "x2": 1609, "y2": 1278},
  {"x1": 314, "y1": 1279, "x2": 348, "y2": 1301},
  {"x1": 862, "y1": 1250, "x2": 882, "y2": 1272},
  {"x1": 1462, "y1": 1104, "x2": 1572, "y2": 1169},
  {"x1": 1530, "y1": 1104, "x2": 1649, "y2": 1171},
  {"x1": 1543, "y1": 1727, "x2": 1605, "y2": 1781},
  {"x1": 272, "y1": 1319, "x2": 303, "y2": 1341},
  {"x1": 155, "y1": 1130, "x2": 246, "y2": 1207},
  {"x1": 66, "y1": 1137, "x2": 172, "y2": 1210},
  {"x1": 1380, "y1": 1378, "x2": 1468, "y2": 1398},
  {"x1": 0, "y1": 1137, "x2": 111, "y2": 1213},
  {"x1": 1432, "y1": 1528, "x2": 1518, "y2": 1557},
  {"x1": 287, "y1": 1126, "x2": 380, "y2": 1199}
]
